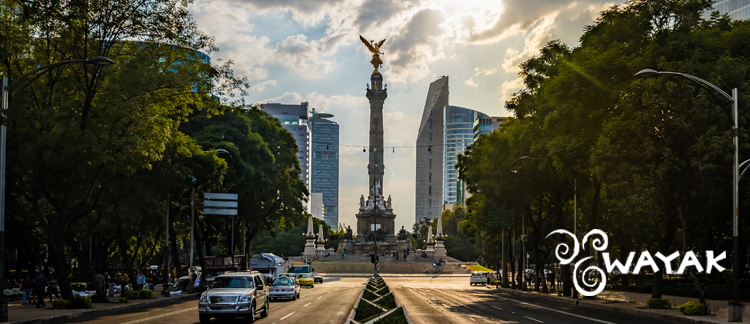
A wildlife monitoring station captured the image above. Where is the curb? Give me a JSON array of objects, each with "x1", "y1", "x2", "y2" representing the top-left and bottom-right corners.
[
  {"x1": 6, "y1": 294, "x2": 198, "y2": 324},
  {"x1": 493, "y1": 288, "x2": 726, "y2": 324},
  {"x1": 347, "y1": 286, "x2": 365, "y2": 324}
]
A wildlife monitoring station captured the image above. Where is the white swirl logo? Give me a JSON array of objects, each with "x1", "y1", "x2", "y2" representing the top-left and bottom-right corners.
[{"x1": 546, "y1": 229, "x2": 607, "y2": 297}]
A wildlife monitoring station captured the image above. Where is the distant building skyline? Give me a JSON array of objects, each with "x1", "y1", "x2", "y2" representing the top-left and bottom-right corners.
[
  {"x1": 443, "y1": 105, "x2": 487, "y2": 206},
  {"x1": 710, "y1": 0, "x2": 750, "y2": 20},
  {"x1": 310, "y1": 111, "x2": 340, "y2": 230},
  {"x1": 415, "y1": 76, "x2": 449, "y2": 223},
  {"x1": 260, "y1": 102, "x2": 310, "y2": 188}
]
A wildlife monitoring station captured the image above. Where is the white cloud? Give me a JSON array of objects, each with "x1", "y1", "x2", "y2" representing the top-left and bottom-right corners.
[
  {"x1": 250, "y1": 80, "x2": 277, "y2": 92},
  {"x1": 501, "y1": 13, "x2": 558, "y2": 73},
  {"x1": 474, "y1": 66, "x2": 497, "y2": 76},
  {"x1": 498, "y1": 78, "x2": 524, "y2": 103},
  {"x1": 464, "y1": 77, "x2": 478, "y2": 87}
]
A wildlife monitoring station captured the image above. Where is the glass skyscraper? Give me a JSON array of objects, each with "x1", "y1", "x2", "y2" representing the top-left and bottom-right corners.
[
  {"x1": 260, "y1": 102, "x2": 310, "y2": 187},
  {"x1": 443, "y1": 105, "x2": 487, "y2": 205},
  {"x1": 710, "y1": 0, "x2": 750, "y2": 20},
  {"x1": 310, "y1": 112, "x2": 339, "y2": 230}
]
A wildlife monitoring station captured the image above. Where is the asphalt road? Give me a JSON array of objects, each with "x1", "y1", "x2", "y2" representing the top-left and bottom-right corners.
[
  {"x1": 66, "y1": 277, "x2": 366, "y2": 324},
  {"x1": 387, "y1": 277, "x2": 677, "y2": 324}
]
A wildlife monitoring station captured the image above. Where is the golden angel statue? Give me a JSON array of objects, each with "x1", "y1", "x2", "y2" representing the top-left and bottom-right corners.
[{"x1": 360, "y1": 35, "x2": 386, "y2": 73}]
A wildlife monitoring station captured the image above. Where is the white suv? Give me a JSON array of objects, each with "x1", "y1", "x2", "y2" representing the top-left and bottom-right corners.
[{"x1": 198, "y1": 271, "x2": 269, "y2": 323}]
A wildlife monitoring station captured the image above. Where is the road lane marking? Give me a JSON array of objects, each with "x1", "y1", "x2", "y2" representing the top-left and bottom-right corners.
[
  {"x1": 492, "y1": 305, "x2": 503, "y2": 310},
  {"x1": 489, "y1": 294, "x2": 617, "y2": 324},
  {"x1": 443, "y1": 304, "x2": 450, "y2": 308},
  {"x1": 470, "y1": 318, "x2": 476, "y2": 322},
  {"x1": 318, "y1": 296, "x2": 322, "y2": 299},
  {"x1": 280, "y1": 312, "x2": 295, "y2": 320},
  {"x1": 431, "y1": 298, "x2": 436, "y2": 300},
  {"x1": 304, "y1": 302, "x2": 312, "y2": 307},
  {"x1": 121, "y1": 308, "x2": 192, "y2": 324},
  {"x1": 525, "y1": 316, "x2": 544, "y2": 323}
]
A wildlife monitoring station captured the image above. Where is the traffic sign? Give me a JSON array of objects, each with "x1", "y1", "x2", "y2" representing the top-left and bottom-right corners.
[
  {"x1": 203, "y1": 193, "x2": 238, "y2": 215},
  {"x1": 489, "y1": 209, "x2": 516, "y2": 227}
]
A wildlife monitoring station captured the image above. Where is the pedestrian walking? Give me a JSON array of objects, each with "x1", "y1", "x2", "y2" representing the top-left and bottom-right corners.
[
  {"x1": 48, "y1": 274, "x2": 59, "y2": 302},
  {"x1": 119, "y1": 275, "x2": 128, "y2": 295},
  {"x1": 188, "y1": 269, "x2": 197, "y2": 294},
  {"x1": 341, "y1": 249, "x2": 345, "y2": 259},
  {"x1": 137, "y1": 271, "x2": 146, "y2": 290},
  {"x1": 33, "y1": 271, "x2": 47, "y2": 308},
  {"x1": 21, "y1": 275, "x2": 32, "y2": 305}
]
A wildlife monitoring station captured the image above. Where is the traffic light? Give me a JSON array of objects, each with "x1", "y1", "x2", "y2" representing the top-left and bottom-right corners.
[
  {"x1": 375, "y1": 255, "x2": 379, "y2": 263},
  {"x1": 411, "y1": 233, "x2": 420, "y2": 238},
  {"x1": 370, "y1": 254, "x2": 376, "y2": 264}
]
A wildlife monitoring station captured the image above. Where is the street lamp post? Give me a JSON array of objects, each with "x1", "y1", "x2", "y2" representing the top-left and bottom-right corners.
[
  {"x1": 635, "y1": 69, "x2": 741, "y2": 322},
  {"x1": 0, "y1": 57, "x2": 114, "y2": 321}
]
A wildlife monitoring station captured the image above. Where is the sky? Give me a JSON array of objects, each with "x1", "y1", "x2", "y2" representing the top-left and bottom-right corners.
[{"x1": 189, "y1": 0, "x2": 620, "y2": 232}]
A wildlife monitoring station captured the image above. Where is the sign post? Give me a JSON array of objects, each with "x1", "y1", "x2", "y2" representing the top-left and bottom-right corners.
[{"x1": 204, "y1": 193, "x2": 239, "y2": 261}]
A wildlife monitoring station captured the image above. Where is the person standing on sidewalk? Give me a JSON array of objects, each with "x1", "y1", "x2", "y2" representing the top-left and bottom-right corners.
[
  {"x1": 137, "y1": 271, "x2": 146, "y2": 290},
  {"x1": 21, "y1": 275, "x2": 32, "y2": 305},
  {"x1": 34, "y1": 271, "x2": 47, "y2": 308},
  {"x1": 48, "y1": 274, "x2": 59, "y2": 302},
  {"x1": 188, "y1": 269, "x2": 197, "y2": 294}
]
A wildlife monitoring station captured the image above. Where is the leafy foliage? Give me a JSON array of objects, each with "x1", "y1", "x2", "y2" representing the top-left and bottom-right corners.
[{"x1": 679, "y1": 301, "x2": 708, "y2": 315}]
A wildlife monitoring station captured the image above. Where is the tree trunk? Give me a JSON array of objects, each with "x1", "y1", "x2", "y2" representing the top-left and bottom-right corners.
[
  {"x1": 677, "y1": 204, "x2": 706, "y2": 304},
  {"x1": 651, "y1": 188, "x2": 678, "y2": 299},
  {"x1": 69, "y1": 238, "x2": 109, "y2": 302},
  {"x1": 113, "y1": 210, "x2": 139, "y2": 291},
  {"x1": 49, "y1": 236, "x2": 74, "y2": 300},
  {"x1": 169, "y1": 209, "x2": 183, "y2": 278}
]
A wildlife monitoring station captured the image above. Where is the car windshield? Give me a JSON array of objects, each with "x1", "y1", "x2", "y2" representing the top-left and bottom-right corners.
[
  {"x1": 211, "y1": 277, "x2": 254, "y2": 289},
  {"x1": 299, "y1": 274, "x2": 311, "y2": 278},
  {"x1": 272, "y1": 278, "x2": 294, "y2": 286}
]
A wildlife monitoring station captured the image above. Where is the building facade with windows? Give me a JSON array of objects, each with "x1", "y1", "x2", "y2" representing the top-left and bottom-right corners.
[
  {"x1": 443, "y1": 106, "x2": 487, "y2": 206},
  {"x1": 710, "y1": 0, "x2": 750, "y2": 20},
  {"x1": 260, "y1": 102, "x2": 310, "y2": 188},
  {"x1": 473, "y1": 116, "x2": 507, "y2": 140},
  {"x1": 310, "y1": 112, "x2": 339, "y2": 230},
  {"x1": 415, "y1": 76, "x2": 449, "y2": 223}
]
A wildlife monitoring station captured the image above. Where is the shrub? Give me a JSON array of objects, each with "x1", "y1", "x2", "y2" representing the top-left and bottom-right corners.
[
  {"x1": 53, "y1": 299, "x2": 70, "y2": 309},
  {"x1": 679, "y1": 302, "x2": 708, "y2": 316},
  {"x1": 124, "y1": 290, "x2": 140, "y2": 300},
  {"x1": 375, "y1": 286, "x2": 390, "y2": 295},
  {"x1": 139, "y1": 290, "x2": 154, "y2": 299},
  {"x1": 548, "y1": 287, "x2": 557, "y2": 294},
  {"x1": 354, "y1": 299, "x2": 384, "y2": 322},
  {"x1": 375, "y1": 293, "x2": 397, "y2": 310},
  {"x1": 557, "y1": 291, "x2": 562, "y2": 296},
  {"x1": 374, "y1": 307, "x2": 408, "y2": 324},
  {"x1": 646, "y1": 298, "x2": 670, "y2": 309},
  {"x1": 363, "y1": 289, "x2": 379, "y2": 301},
  {"x1": 119, "y1": 297, "x2": 128, "y2": 303},
  {"x1": 69, "y1": 296, "x2": 92, "y2": 309}
]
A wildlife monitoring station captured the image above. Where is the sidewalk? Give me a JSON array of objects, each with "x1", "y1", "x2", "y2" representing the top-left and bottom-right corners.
[
  {"x1": 489, "y1": 285, "x2": 750, "y2": 324},
  {"x1": 0, "y1": 292, "x2": 198, "y2": 324}
]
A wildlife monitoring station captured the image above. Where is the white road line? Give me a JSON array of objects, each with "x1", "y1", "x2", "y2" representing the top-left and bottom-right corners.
[
  {"x1": 525, "y1": 316, "x2": 544, "y2": 323},
  {"x1": 469, "y1": 318, "x2": 476, "y2": 322},
  {"x1": 121, "y1": 308, "x2": 192, "y2": 324},
  {"x1": 317, "y1": 296, "x2": 322, "y2": 299},
  {"x1": 491, "y1": 305, "x2": 503, "y2": 310},
  {"x1": 431, "y1": 298, "x2": 436, "y2": 301},
  {"x1": 443, "y1": 304, "x2": 451, "y2": 308},
  {"x1": 280, "y1": 312, "x2": 295, "y2": 320},
  {"x1": 490, "y1": 295, "x2": 617, "y2": 324},
  {"x1": 304, "y1": 302, "x2": 312, "y2": 307}
]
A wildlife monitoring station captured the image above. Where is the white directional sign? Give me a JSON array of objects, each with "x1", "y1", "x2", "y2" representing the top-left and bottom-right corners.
[{"x1": 203, "y1": 193, "x2": 238, "y2": 215}]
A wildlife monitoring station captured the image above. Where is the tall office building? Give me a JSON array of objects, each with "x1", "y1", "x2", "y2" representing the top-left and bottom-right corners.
[
  {"x1": 443, "y1": 106, "x2": 488, "y2": 206},
  {"x1": 310, "y1": 112, "x2": 339, "y2": 230},
  {"x1": 260, "y1": 102, "x2": 310, "y2": 187},
  {"x1": 473, "y1": 116, "x2": 508, "y2": 139},
  {"x1": 310, "y1": 193, "x2": 324, "y2": 220},
  {"x1": 709, "y1": 0, "x2": 750, "y2": 20},
  {"x1": 415, "y1": 76, "x2": 449, "y2": 223}
]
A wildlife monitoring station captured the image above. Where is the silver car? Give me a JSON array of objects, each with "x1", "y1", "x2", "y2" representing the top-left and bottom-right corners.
[
  {"x1": 268, "y1": 276, "x2": 300, "y2": 300},
  {"x1": 198, "y1": 271, "x2": 269, "y2": 323}
]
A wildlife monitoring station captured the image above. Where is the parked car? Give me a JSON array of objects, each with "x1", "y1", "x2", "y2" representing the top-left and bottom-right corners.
[
  {"x1": 268, "y1": 276, "x2": 300, "y2": 300},
  {"x1": 311, "y1": 272, "x2": 323, "y2": 284},
  {"x1": 296, "y1": 273, "x2": 314, "y2": 287},
  {"x1": 170, "y1": 276, "x2": 190, "y2": 295},
  {"x1": 198, "y1": 271, "x2": 269, "y2": 323}
]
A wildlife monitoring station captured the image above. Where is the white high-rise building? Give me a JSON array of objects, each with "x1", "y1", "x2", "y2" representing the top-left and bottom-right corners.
[
  {"x1": 260, "y1": 102, "x2": 310, "y2": 187},
  {"x1": 415, "y1": 76, "x2": 449, "y2": 223},
  {"x1": 310, "y1": 193, "x2": 324, "y2": 220},
  {"x1": 710, "y1": 0, "x2": 750, "y2": 20}
]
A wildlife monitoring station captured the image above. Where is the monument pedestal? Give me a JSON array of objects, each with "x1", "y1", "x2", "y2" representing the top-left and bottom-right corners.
[
  {"x1": 303, "y1": 239, "x2": 316, "y2": 258},
  {"x1": 433, "y1": 240, "x2": 446, "y2": 259}
]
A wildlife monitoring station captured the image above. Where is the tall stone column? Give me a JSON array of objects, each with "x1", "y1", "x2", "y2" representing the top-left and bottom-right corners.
[{"x1": 366, "y1": 73, "x2": 387, "y2": 191}]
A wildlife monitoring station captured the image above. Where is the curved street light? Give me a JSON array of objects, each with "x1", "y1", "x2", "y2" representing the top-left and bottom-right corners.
[
  {"x1": 0, "y1": 57, "x2": 115, "y2": 321},
  {"x1": 635, "y1": 69, "x2": 741, "y2": 322}
]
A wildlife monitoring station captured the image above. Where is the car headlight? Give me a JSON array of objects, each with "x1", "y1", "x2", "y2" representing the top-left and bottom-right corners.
[
  {"x1": 199, "y1": 293, "x2": 208, "y2": 303},
  {"x1": 238, "y1": 294, "x2": 250, "y2": 303}
]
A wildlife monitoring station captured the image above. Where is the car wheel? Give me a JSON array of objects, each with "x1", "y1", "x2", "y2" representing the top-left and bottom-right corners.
[
  {"x1": 260, "y1": 300, "x2": 269, "y2": 318},
  {"x1": 249, "y1": 302, "x2": 256, "y2": 323},
  {"x1": 199, "y1": 314, "x2": 211, "y2": 324}
]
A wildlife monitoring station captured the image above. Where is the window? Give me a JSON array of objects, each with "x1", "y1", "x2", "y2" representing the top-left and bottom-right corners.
[
  {"x1": 429, "y1": 173, "x2": 432, "y2": 182},
  {"x1": 429, "y1": 133, "x2": 432, "y2": 141},
  {"x1": 428, "y1": 199, "x2": 432, "y2": 207},
  {"x1": 429, "y1": 186, "x2": 432, "y2": 195},
  {"x1": 429, "y1": 119, "x2": 432, "y2": 129},
  {"x1": 429, "y1": 159, "x2": 432, "y2": 168}
]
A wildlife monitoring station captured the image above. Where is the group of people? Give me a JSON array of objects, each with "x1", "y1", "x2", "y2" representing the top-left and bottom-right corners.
[
  {"x1": 20, "y1": 271, "x2": 58, "y2": 307},
  {"x1": 93, "y1": 271, "x2": 150, "y2": 298}
]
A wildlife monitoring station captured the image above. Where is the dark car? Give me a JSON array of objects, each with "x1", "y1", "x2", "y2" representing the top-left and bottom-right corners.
[{"x1": 311, "y1": 272, "x2": 323, "y2": 284}]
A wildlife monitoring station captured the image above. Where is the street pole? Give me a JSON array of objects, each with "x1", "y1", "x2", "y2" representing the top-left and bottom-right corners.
[
  {"x1": 731, "y1": 87, "x2": 742, "y2": 322},
  {"x1": 0, "y1": 76, "x2": 8, "y2": 322},
  {"x1": 231, "y1": 215, "x2": 235, "y2": 256},
  {"x1": 522, "y1": 208, "x2": 526, "y2": 291},
  {"x1": 190, "y1": 187, "x2": 195, "y2": 271},
  {"x1": 164, "y1": 194, "x2": 170, "y2": 297},
  {"x1": 512, "y1": 228, "x2": 515, "y2": 290},
  {"x1": 502, "y1": 230, "x2": 506, "y2": 287}
]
